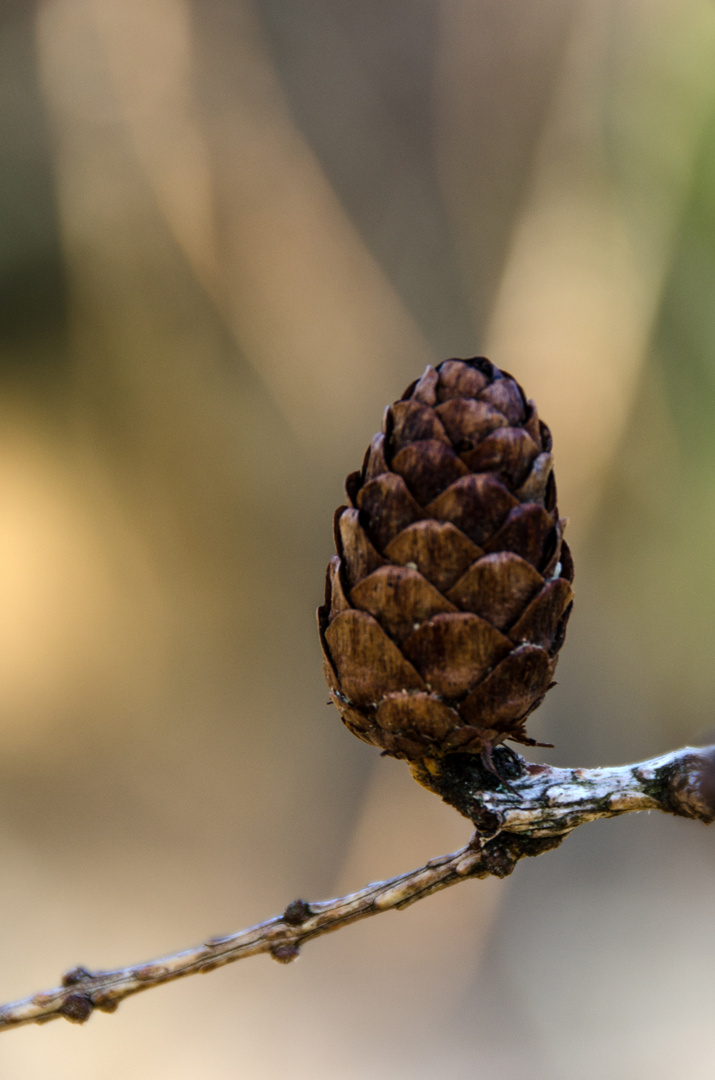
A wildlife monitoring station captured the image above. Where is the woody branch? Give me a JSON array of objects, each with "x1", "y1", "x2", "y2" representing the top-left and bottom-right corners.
[{"x1": 1, "y1": 743, "x2": 713, "y2": 1033}]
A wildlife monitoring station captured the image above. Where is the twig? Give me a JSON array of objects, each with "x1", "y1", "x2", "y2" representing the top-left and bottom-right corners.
[
  {"x1": 1, "y1": 743, "x2": 713, "y2": 1032},
  {"x1": 410, "y1": 743, "x2": 715, "y2": 836}
]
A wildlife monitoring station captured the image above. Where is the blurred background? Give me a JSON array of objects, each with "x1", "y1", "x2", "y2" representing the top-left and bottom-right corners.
[{"x1": 2, "y1": 0, "x2": 715, "y2": 1075}]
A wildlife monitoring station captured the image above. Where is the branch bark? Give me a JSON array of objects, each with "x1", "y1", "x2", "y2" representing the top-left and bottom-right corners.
[{"x1": 1, "y1": 743, "x2": 713, "y2": 1033}]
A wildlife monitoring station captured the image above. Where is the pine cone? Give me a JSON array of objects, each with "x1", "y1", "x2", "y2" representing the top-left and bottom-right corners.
[{"x1": 318, "y1": 358, "x2": 574, "y2": 766}]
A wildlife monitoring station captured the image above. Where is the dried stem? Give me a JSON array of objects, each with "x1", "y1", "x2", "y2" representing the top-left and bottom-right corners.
[{"x1": 1, "y1": 743, "x2": 713, "y2": 1033}]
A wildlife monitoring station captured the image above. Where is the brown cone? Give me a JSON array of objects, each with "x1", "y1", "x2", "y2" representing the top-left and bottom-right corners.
[{"x1": 318, "y1": 358, "x2": 574, "y2": 763}]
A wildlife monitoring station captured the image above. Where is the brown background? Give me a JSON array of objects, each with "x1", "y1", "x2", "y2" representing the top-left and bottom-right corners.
[{"x1": 2, "y1": 1, "x2": 715, "y2": 1076}]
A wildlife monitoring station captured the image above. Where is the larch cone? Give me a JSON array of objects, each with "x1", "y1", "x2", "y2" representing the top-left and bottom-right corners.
[{"x1": 318, "y1": 358, "x2": 574, "y2": 774}]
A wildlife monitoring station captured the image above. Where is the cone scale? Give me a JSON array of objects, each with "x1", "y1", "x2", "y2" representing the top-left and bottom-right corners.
[{"x1": 318, "y1": 358, "x2": 574, "y2": 768}]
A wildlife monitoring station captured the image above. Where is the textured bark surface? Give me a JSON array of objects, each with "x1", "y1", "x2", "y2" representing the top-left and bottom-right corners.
[
  {"x1": 410, "y1": 745, "x2": 715, "y2": 836},
  {"x1": 2, "y1": 743, "x2": 712, "y2": 1033},
  {"x1": 319, "y1": 358, "x2": 574, "y2": 761}
]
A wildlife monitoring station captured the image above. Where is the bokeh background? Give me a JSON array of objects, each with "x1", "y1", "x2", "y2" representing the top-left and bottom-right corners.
[{"x1": 2, "y1": 0, "x2": 715, "y2": 1076}]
